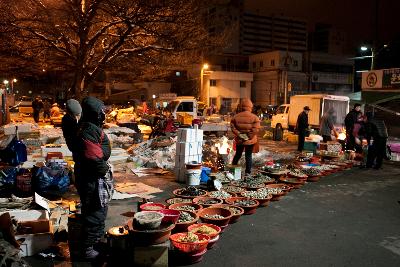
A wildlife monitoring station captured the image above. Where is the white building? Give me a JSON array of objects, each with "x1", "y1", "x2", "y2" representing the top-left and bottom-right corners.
[
  {"x1": 250, "y1": 51, "x2": 308, "y2": 106},
  {"x1": 201, "y1": 70, "x2": 253, "y2": 113}
]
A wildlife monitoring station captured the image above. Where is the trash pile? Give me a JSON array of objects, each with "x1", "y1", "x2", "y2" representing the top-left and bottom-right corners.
[{"x1": 127, "y1": 137, "x2": 177, "y2": 170}]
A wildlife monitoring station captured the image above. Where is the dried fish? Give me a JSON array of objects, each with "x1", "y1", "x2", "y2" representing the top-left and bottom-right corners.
[
  {"x1": 209, "y1": 191, "x2": 232, "y2": 199},
  {"x1": 177, "y1": 211, "x2": 195, "y2": 223},
  {"x1": 204, "y1": 214, "x2": 225, "y2": 219}
]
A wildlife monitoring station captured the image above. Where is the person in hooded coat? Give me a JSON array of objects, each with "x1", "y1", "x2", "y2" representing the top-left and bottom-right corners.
[
  {"x1": 319, "y1": 108, "x2": 338, "y2": 142},
  {"x1": 230, "y1": 98, "x2": 260, "y2": 174},
  {"x1": 345, "y1": 103, "x2": 362, "y2": 150},
  {"x1": 74, "y1": 96, "x2": 113, "y2": 260},
  {"x1": 61, "y1": 99, "x2": 82, "y2": 159}
]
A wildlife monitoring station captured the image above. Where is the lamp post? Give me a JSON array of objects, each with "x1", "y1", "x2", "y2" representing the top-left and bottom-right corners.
[
  {"x1": 200, "y1": 63, "x2": 209, "y2": 105},
  {"x1": 360, "y1": 44, "x2": 387, "y2": 70},
  {"x1": 11, "y1": 79, "x2": 17, "y2": 94}
]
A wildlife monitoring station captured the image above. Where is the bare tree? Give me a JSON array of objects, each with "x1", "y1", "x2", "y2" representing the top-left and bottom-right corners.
[{"x1": 0, "y1": 0, "x2": 226, "y2": 98}]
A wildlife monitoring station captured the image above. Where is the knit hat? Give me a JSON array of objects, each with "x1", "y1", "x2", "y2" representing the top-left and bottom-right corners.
[{"x1": 66, "y1": 99, "x2": 82, "y2": 116}]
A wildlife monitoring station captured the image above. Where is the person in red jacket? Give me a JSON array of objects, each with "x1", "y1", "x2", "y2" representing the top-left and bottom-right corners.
[{"x1": 230, "y1": 98, "x2": 260, "y2": 174}]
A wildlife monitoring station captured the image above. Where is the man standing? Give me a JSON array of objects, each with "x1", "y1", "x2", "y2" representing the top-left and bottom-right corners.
[
  {"x1": 296, "y1": 106, "x2": 311, "y2": 152},
  {"x1": 42, "y1": 99, "x2": 51, "y2": 121},
  {"x1": 345, "y1": 104, "x2": 362, "y2": 150},
  {"x1": 61, "y1": 99, "x2": 82, "y2": 159},
  {"x1": 74, "y1": 96, "x2": 113, "y2": 260},
  {"x1": 320, "y1": 108, "x2": 338, "y2": 142},
  {"x1": 231, "y1": 98, "x2": 260, "y2": 174},
  {"x1": 365, "y1": 112, "x2": 388, "y2": 170},
  {"x1": 32, "y1": 97, "x2": 43, "y2": 123}
]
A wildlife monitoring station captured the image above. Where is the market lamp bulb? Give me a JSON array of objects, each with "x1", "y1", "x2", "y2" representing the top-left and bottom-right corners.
[{"x1": 203, "y1": 63, "x2": 209, "y2": 70}]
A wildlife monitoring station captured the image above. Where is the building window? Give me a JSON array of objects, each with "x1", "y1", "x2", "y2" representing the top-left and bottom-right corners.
[
  {"x1": 210, "y1": 79, "x2": 217, "y2": 87},
  {"x1": 240, "y1": 81, "x2": 246, "y2": 87},
  {"x1": 260, "y1": 61, "x2": 263, "y2": 68},
  {"x1": 271, "y1": 60, "x2": 275, "y2": 66},
  {"x1": 252, "y1": 61, "x2": 256, "y2": 69},
  {"x1": 293, "y1": 60, "x2": 298, "y2": 67}
]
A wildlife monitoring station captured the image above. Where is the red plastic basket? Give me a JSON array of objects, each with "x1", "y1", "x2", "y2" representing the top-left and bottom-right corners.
[
  {"x1": 140, "y1": 203, "x2": 166, "y2": 211},
  {"x1": 170, "y1": 233, "x2": 210, "y2": 254}
]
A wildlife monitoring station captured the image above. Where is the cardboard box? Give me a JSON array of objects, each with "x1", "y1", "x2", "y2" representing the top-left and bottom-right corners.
[
  {"x1": 41, "y1": 144, "x2": 72, "y2": 157},
  {"x1": 0, "y1": 209, "x2": 53, "y2": 257},
  {"x1": 18, "y1": 219, "x2": 51, "y2": 234},
  {"x1": 2, "y1": 209, "x2": 49, "y2": 221},
  {"x1": 3, "y1": 123, "x2": 33, "y2": 135}
]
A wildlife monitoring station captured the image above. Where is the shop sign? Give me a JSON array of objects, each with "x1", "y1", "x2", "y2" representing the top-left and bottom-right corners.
[{"x1": 382, "y1": 68, "x2": 400, "y2": 89}]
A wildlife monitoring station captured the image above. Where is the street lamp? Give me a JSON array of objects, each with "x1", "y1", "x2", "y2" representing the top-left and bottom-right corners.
[
  {"x1": 3, "y1": 80, "x2": 9, "y2": 85},
  {"x1": 200, "y1": 63, "x2": 209, "y2": 105}
]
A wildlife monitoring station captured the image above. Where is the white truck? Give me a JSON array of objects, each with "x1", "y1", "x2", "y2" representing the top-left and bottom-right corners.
[
  {"x1": 271, "y1": 94, "x2": 350, "y2": 141},
  {"x1": 166, "y1": 96, "x2": 230, "y2": 136}
]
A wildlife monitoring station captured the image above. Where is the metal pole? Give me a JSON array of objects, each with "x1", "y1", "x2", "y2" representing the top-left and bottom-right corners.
[
  {"x1": 200, "y1": 68, "x2": 204, "y2": 104},
  {"x1": 370, "y1": 48, "x2": 375, "y2": 70}
]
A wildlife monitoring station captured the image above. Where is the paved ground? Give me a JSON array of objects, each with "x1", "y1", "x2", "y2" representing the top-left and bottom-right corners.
[
  {"x1": 187, "y1": 162, "x2": 400, "y2": 267},
  {"x1": 98, "y1": 161, "x2": 400, "y2": 267}
]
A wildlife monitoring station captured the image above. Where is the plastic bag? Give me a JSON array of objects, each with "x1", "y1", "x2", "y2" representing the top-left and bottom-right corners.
[
  {"x1": 34, "y1": 163, "x2": 70, "y2": 193},
  {"x1": 0, "y1": 166, "x2": 18, "y2": 185},
  {"x1": 0, "y1": 137, "x2": 27, "y2": 166}
]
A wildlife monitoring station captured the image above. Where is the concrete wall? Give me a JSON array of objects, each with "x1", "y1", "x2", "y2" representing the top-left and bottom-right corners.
[
  {"x1": 249, "y1": 51, "x2": 303, "y2": 72},
  {"x1": 203, "y1": 71, "x2": 253, "y2": 111}
]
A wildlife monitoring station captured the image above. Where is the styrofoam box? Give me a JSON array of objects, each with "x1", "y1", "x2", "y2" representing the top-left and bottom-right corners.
[
  {"x1": 17, "y1": 232, "x2": 53, "y2": 257},
  {"x1": 0, "y1": 210, "x2": 52, "y2": 257},
  {"x1": 3, "y1": 123, "x2": 33, "y2": 135},
  {"x1": 41, "y1": 144, "x2": 72, "y2": 157},
  {"x1": 1, "y1": 209, "x2": 49, "y2": 221},
  {"x1": 177, "y1": 129, "x2": 203, "y2": 143},
  {"x1": 176, "y1": 141, "x2": 203, "y2": 156}
]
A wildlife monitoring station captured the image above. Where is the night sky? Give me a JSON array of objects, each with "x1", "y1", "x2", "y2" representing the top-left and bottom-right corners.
[{"x1": 245, "y1": 0, "x2": 400, "y2": 52}]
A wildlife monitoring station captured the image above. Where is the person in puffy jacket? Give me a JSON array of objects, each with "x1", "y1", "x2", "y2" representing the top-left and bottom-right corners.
[
  {"x1": 231, "y1": 98, "x2": 260, "y2": 174},
  {"x1": 61, "y1": 99, "x2": 82, "y2": 160},
  {"x1": 74, "y1": 96, "x2": 113, "y2": 260}
]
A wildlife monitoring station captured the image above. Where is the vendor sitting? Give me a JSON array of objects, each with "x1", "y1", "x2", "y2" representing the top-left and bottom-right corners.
[{"x1": 50, "y1": 103, "x2": 61, "y2": 117}]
